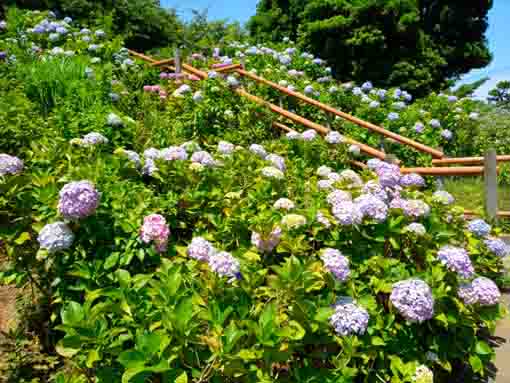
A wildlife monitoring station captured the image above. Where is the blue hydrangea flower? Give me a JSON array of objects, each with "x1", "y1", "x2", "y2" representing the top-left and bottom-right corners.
[
  {"x1": 58, "y1": 180, "x2": 100, "y2": 220},
  {"x1": 390, "y1": 279, "x2": 434, "y2": 322},
  {"x1": 458, "y1": 277, "x2": 500, "y2": 306},
  {"x1": 187, "y1": 237, "x2": 215, "y2": 261},
  {"x1": 388, "y1": 112, "x2": 399, "y2": 121},
  {"x1": 38, "y1": 221, "x2": 74, "y2": 253},
  {"x1": 437, "y1": 246, "x2": 474, "y2": 278},
  {"x1": 321, "y1": 248, "x2": 350, "y2": 281},
  {"x1": 429, "y1": 119, "x2": 441, "y2": 128},
  {"x1": 484, "y1": 238, "x2": 510, "y2": 257},
  {"x1": 329, "y1": 297, "x2": 369, "y2": 336},
  {"x1": 208, "y1": 251, "x2": 241, "y2": 282},
  {"x1": 467, "y1": 219, "x2": 491, "y2": 237}
]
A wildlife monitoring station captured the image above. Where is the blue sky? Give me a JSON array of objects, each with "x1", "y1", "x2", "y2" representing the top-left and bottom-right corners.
[{"x1": 162, "y1": 0, "x2": 509, "y2": 98}]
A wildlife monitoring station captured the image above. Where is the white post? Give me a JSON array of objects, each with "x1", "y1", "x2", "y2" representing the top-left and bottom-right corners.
[{"x1": 484, "y1": 148, "x2": 498, "y2": 221}]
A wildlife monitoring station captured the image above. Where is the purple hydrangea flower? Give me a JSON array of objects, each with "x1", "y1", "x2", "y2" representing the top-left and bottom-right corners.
[
  {"x1": 318, "y1": 179, "x2": 334, "y2": 191},
  {"x1": 441, "y1": 129, "x2": 453, "y2": 140},
  {"x1": 437, "y1": 246, "x2": 474, "y2": 278},
  {"x1": 447, "y1": 95, "x2": 458, "y2": 103},
  {"x1": 161, "y1": 146, "x2": 188, "y2": 161},
  {"x1": 484, "y1": 238, "x2": 510, "y2": 257},
  {"x1": 0, "y1": 21, "x2": 6, "y2": 30},
  {"x1": 218, "y1": 141, "x2": 235, "y2": 155},
  {"x1": 226, "y1": 75, "x2": 239, "y2": 87},
  {"x1": 332, "y1": 201, "x2": 363, "y2": 225},
  {"x1": 458, "y1": 277, "x2": 500, "y2": 306},
  {"x1": 414, "y1": 122, "x2": 425, "y2": 133},
  {"x1": 367, "y1": 158, "x2": 383, "y2": 171},
  {"x1": 142, "y1": 159, "x2": 158, "y2": 176},
  {"x1": 38, "y1": 221, "x2": 74, "y2": 253},
  {"x1": 325, "y1": 131, "x2": 343, "y2": 144},
  {"x1": 362, "y1": 181, "x2": 388, "y2": 201},
  {"x1": 302, "y1": 129, "x2": 317, "y2": 141},
  {"x1": 327, "y1": 190, "x2": 352, "y2": 206},
  {"x1": 304, "y1": 85, "x2": 314, "y2": 95},
  {"x1": 266, "y1": 154, "x2": 286, "y2": 172},
  {"x1": 432, "y1": 190, "x2": 454, "y2": 205},
  {"x1": 405, "y1": 222, "x2": 426, "y2": 236},
  {"x1": 388, "y1": 112, "x2": 399, "y2": 121},
  {"x1": 361, "y1": 81, "x2": 373, "y2": 92},
  {"x1": 354, "y1": 194, "x2": 388, "y2": 223},
  {"x1": 317, "y1": 165, "x2": 333, "y2": 177},
  {"x1": 82, "y1": 132, "x2": 108, "y2": 146},
  {"x1": 321, "y1": 248, "x2": 350, "y2": 281},
  {"x1": 400, "y1": 173, "x2": 425, "y2": 188},
  {"x1": 403, "y1": 199, "x2": 430, "y2": 219},
  {"x1": 249, "y1": 144, "x2": 267, "y2": 159},
  {"x1": 329, "y1": 297, "x2": 369, "y2": 336},
  {"x1": 467, "y1": 219, "x2": 491, "y2": 238},
  {"x1": 274, "y1": 198, "x2": 295, "y2": 211},
  {"x1": 191, "y1": 151, "x2": 216, "y2": 167},
  {"x1": 286, "y1": 131, "x2": 301, "y2": 140},
  {"x1": 316, "y1": 211, "x2": 331, "y2": 228},
  {"x1": 143, "y1": 148, "x2": 161, "y2": 160},
  {"x1": 0, "y1": 154, "x2": 24, "y2": 176},
  {"x1": 187, "y1": 237, "x2": 215, "y2": 261},
  {"x1": 390, "y1": 279, "x2": 434, "y2": 322},
  {"x1": 208, "y1": 251, "x2": 241, "y2": 282},
  {"x1": 369, "y1": 100, "x2": 380, "y2": 109},
  {"x1": 58, "y1": 180, "x2": 100, "y2": 220},
  {"x1": 140, "y1": 214, "x2": 170, "y2": 253},
  {"x1": 376, "y1": 163, "x2": 401, "y2": 188},
  {"x1": 429, "y1": 119, "x2": 441, "y2": 128},
  {"x1": 251, "y1": 226, "x2": 282, "y2": 253}
]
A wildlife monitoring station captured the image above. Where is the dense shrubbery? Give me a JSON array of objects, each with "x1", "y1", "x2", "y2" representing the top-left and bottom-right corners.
[{"x1": 1, "y1": 8, "x2": 510, "y2": 383}]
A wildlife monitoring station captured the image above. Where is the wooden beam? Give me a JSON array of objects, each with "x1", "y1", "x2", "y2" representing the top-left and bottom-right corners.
[
  {"x1": 432, "y1": 155, "x2": 510, "y2": 166},
  {"x1": 400, "y1": 166, "x2": 499, "y2": 176}
]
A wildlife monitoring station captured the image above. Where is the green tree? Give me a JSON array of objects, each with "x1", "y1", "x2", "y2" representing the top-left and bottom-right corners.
[
  {"x1": 488, "y1": 80, "x2": 510, "y2": 108},
  {"x1": 454, "y1": 77, "x2": 489, "y2": 98},
  {"x1": 249, "y1": 0, "x2": 493, "y2": 97}
]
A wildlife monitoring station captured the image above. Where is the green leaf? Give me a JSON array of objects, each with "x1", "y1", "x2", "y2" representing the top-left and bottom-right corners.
[
  {"x1": 278, "y1": 320, "x2": 305, "y2": 340},
  {"x1": 314, "y1": 307, "x2": 334, "y2": 323},
  {"x1": 475, "y1": 340, "x2": 493, "y2": 355},
  {"x1": 116, "y1": 269, "x2": 131, "y2": 289},
  {"x1": 469, "y1": 354, "x2": 483, "y2": 373},
  {"x1": 56, "y1": 336, "x2": 82, "y2": 358},
  {"x1": 223, "y1": 322, "x2": 246, "y2": 353},
  {"x1": 237, "y1": 348, "x2": 262, "y2": 361},
  {"x1": 136, "y1": 333, "x2": 161, "y2": 358},
  {"x1": 15, "y1": 232, "x2": 30, "y2": 245},
  {"x1": 175, "y1": 372, "x2": 188, "y2": 383},
  {"x1": 61, "y1": 302, "x2": 84, "y2": 325},
  {"x1": 86, "y1": 349, "x2": 101, "y2": 368},
  {"x1": 118, "y1": 350, "x2": 146, "y2": 369},
  {"x1": 104, "y1": 252, "x2": 120, "y2": 270},
  {"x1": 371, "y1": 336, "x2": 385, "y2": 346},
  {"x1": 175, "y1": 297, "x2": 194, "y2": 333}
]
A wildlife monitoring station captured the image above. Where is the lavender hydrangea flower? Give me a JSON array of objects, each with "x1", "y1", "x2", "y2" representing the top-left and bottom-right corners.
[
  {"x1": 376, "y1": 163, "x2": 401, "y2": 188},
  {"x1": 249, "y1": 144, "x2": 267, "y2": 159},
  {"x1": 301, "y1": 129, "x2": 317, "y2": 141},
  {"x1": 354, "y1": 194, "x2": 388, "y2": 223},
  {"x1": 429, "y1": 119, "x2": 441, "y2": 128},
  {"x1": 274, "y1": 198, "x2": 295, "y2": 211},
  {"x1": 143, "y1": 148, "x2": 161, "y2": 160},
  {"x1": 208, "y1": 251, "x2": 241, "y2": 282},
  {"x1": 400, "y1": 173, "x2": 425, "y2": 188},
  {"x1": 304, "y1": 85, "x2": 314, "y2": 95},
  {"x1": 332, "y1": 201, "x2": 363, "y2": 225},
  {"x1": 484, "y1": 238, "x2": 510, "y2": 257},
  {"x1": 316, "y1": 212, "x2": 331, "y2": 228},
  {"x1": 390, "y1": 279, "x2": 434, "y2": 322},
  {"x1": 38, "y1": 222, "x2": 74, "y2": 253},
  {"x1": 286, "y1": 131, "x2": 301, "y2": 140},
  {"x1": 0, "y1": 154, "x2": 24, "y2": 176},
  {"x1": 403, "y1": 199, "x2": 430, "y2": 219},
  {"x1": 139, "y1": 214, "x2": 170, "y2": 253},
  {"x1": 0, "y1": 21, "x2": 6, "y2": 30},
  {"x1": 432, "y1": 190, "x2": 454, "y2": 205},
  {"x1": 369, "y1": 100, "x2": 380, "y2": 109},
  {"x1": 327, "y1": 172, "x2": 341, "y2": 182},
  {"x1": 218, "y1": 141, "x2": 235, "y2": 155},
  {"x1": 58, "y1": 180, "x2": 100, "y2": 220},
  {"x1": 281, "y1": 214, "x2": 307, "y2": 229},
  {"x1": 458, "y1": 277, "x2": 500, "y2": 306},
  {"x1": 318, "y1": 179, "x2": 334, "y2": 191},
  {"x1": 437, "y1": 246, "x2": 474, "y2": 278},
  {"x1": 82, "y1": 132, "x2": 108, "y2": 146},
  {"x1": 388, "y1": 112, "x2": 399, "y2": 121},
  {"x1": 405, "y1": 223, "x2": 426, "y2": 236},
  {"x1": 414, "y1": 122, "x2": 425, "y2": 133},
  {"x1": 107, "y1": 113, "x2": 123, "y2": 127},
  {"x1": 121, "y1": 150, "x2": 141, "y2": 168},
  {"x1": 441, "y1": 129, "x2": 453, "y2": 140},
  {"x1": 142, "y1": 159, "x2": 158, "y2": 176},
  {"x1": 467, "y1": 219, "x2": 491, "y2": 237},
  {"x1": 317, "y1": 165, "x2": 333, "y2": 178},
  {"x1": 226, "y1": 75, "x2": 239, "y2": 87},
  {"x1": 325, "y1": 131, "x2": 343, "y2": 144},
  {"x1": 329, "y1": 297, "x2": 369, "y2": 336},
  {"x1": 251, "y1": 227, "x2": 282, "y2": 253},
  {"x1": 266, "y1": 154, "x2": 286, "y2": 172},
  {"x1": 327, "y1": 190, "x2": 352, "y2": 206},
  {"x1": 191, "y1": 151, "x2": 216, "y2": 167},
  {"x1": 187, "y1": 237, "x2": 215, "y2": 261},
  {"x1": 362, "y1": 181, "x2": 388, "y2": 201},
  {"x1": 321, "y1": 248, "x2": 350, "y2": 281},
  {"x1": 161, "y1": 146, "x2": 188, "y2": 161},
  {"x1": 367, "y1": 158, "x2": 383, "y2": 171},
  {"x1": 339, "y1": 170, "x2": 363, "y2": 188},
  {"x1": 261, "y1": 166, "x2": 284, "y2": 180},
  {"x1": 447, "y1": 95, "x2": 458, "y2": 103}
]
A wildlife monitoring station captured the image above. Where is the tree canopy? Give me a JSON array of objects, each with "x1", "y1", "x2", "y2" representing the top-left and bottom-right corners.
[
  {"x1": 488, "y1": 80, "x2": 510, "y2": 108},
  {"x1": 249, "y1": 0, "x2": 493, "y2": 97}
]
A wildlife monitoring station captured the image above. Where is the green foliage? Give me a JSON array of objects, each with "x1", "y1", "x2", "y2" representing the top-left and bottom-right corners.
[
  {"x1": 249, "y1": 0, "x2": 493, "y2": 97},
  {"x1": 488, "y1": 80, "x2": 510, "y2": 109}
]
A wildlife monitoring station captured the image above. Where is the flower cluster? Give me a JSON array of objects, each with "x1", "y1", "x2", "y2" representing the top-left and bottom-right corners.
[
  {"x1": 208, "y1": 251, "x2": 241, "y2": 282},
  {"x1": 218, "y1": 141, "x2": 235, "y2": 155},
  {"x1": 261, "y1": 166, "x2": 284, "y2": 180},
  {"x1": 0, "y1": 153, "x2": 23, "y2": 176},
  {"x1": 413, "y1": 365, "x2": 434, "y2": 383},
  {"x1": 38, "y1": 222, "x2": 75, "y2": 253},
  {"x1": 390, "y1": 279, "x2": 434, "y2": 322},
  {"x1": 432, "y1": 190, "x2": 454, "y2": 205},
  {"x1": 467, "y1": 219, "x2": 491, "y2": 238},
  {"x1": 403, "y1": 199, "x2": 430, "y2": 219},
  {"x1": 405, "y1": 222, "x2": 426, "y2": 236},
  {"x1": 329, "y1": 297, "x2": 369, "y2": 336},
  {"x1": 437, "y1": 246, "x2": 474, "y2": 278},
  {"x1": 161, "y1": 146, "x2": 188, "y2": 161},
  {"x1": 58, "y1": 180, "x2": 100, "y2": 220},
  {"x1": 484, "y1": 238, "x2": 510, "y2": 258},
  {"x1": 187, "y1": 237, "x2": 216, "y2": 261},
  {"x1": 139, "y1": 214, "x2": 170, "y2": 253},
  {"x1": 321, "y1": 248, "x2": 350, "y2": 281},
  {"x1": 251, "y1": 227, "x2": 282, "y2": 253},
  {"x1": 354, "y1": 194, "x2": 388, "y2": 223},
  {"x1": 400, "y1": 173, "x2": 425, "y2": 188},
  {"x1": 281, "y1": 214, "x2": 307, "y2": 229},
  {"x1": 273, "y1": 198, "x2": 295, "y2": 211},
  {"x1": 191, "y1": 151, "x2": 216, "y2": 167},
  {"x1": 458, "y1": 277, "x2": 500, "y2": 306},
  {"x1": 266, "y1": 154, "x2": 286, "y2": 172}
]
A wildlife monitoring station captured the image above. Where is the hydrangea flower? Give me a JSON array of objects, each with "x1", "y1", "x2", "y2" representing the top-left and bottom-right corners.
[
  {"x1": 261, "y1": 166, "x2": 284, "y2": 180},
  {"x1": 403, "y1": 199, "x2": 430, "y2": 219},
  {"x1": 251, "y1": 226, "x2": 282, "y2": 253},
  {"x1": 467, "y1": 219, "x2": 491, "y2": 237},
  {"x1": 304, "y1": 85, "x2": 314, "y2": 95},
  {"x1": 208, "y1": 251, "x2": 241, "y2": 282},
  {"x1": 369, "y1": 100, "x2": 380, "y2": 109},
  {"x1": 441, "y1": 129, "x2": 453, "y2": 140},
  {"x1": 332, "y1": 201, "x2": 363, "y2": 225},
  {"x1": 327, "y1": 190, "x2": 352, "y2": 206},
  {"x1": 191, "y1": 151, "x2": 216, "y2": 167},
  {"x1": 38, "y1": 222, "x2": 74, "y2": 253},
  {"x1": 388, "y1": 112, "x2": 399, "y2": 121},
  {"x1": 107, "y1": 113, "x2": 123, "y2": 127},
  {"x1": 432, "y1": 190, "x2": 454, "y2": 205},
  {"x1": 469, "y1": 112, "x2": 479, "y2": 120},
  {"x1": 187, "y1": 237, "x2": 215, "y2": 261},
  {"x1": 218, "y1": 141, "x2": 235, "y2": 155},
  {"x1": 0, "y1": 154, "x2": 24, "y2": 176},
  {"x1": 321, "y1": 248, "x2": 350, "y2": 281},
  {"x1": 327, "y1": 172, "x2": 341, "y2": 182},
  {"x1": 354, "y1": 194, "x2": 388, "y2": 222},
  {"x1": 119, "y1": 149, "x2": 141, "y2": 168},
  {"x1": 315, "y1": 211, "x2": 331, "y2": 228},
  {"x1": 142, "y1": 159, "x2": 158, "y2": 176},
  {"x1": 362, "y1": 181, "x2": 388, "y2": 201},
  {"x1": 329, "y1": 297, "x2": 369, "y2": 336},
  {"x1": 140, "y1": 214, "x2": 170, "y2": 253},
  {"x1": 58, "y1": 180, "x2": 100, "y2": 220},
  {"x1": 414, "y1": 122, "x2": 425, "y2": 133},
  {"x1": 405, "y1": 222, "x2": 426, "y2": 236},
  {"x1": 400, "y1": 173, "x2": 425, "y2": 188},
  {"x1": 429, "y1": 119, "x2": 441, "y2": 128},
  {"x1": 302, "y1": 129, "x2": 318, "y2": 141},
  {"x1": 226, "y1": 75, "x2": 239, "y2": 87},
  {"x1": 266, "y1": 154, "x2": 286, "y2": 172},
  {"x1": 348, "y1": 145, "x2": 361, "y2": 156},
  {"x1": 325, "y1": 131, "x2": 343, "y2": 144},
  {"x1": 328, "y1": 86, "x2": 338, "y2": 94},
  {"x1": 193, "y1": 91, "x2": 203, "y2": 102},
  {"x1": 318, "y1": 179, "x2": 334, "y2": 191},
  {"x1": 390, "y1": 279, "x2": 434, "y2": 322},
  {"x1": 339, "y1": 169, "x2": 363, "y2": 188},
  {"x1": 437, "y1": 246, "x2": 474, "y2": 278},
  {"x1": 317, "y1": 165, "x2": 333, "y2": 178},
  {"x1": 161, "y1": 146, "x2": 188, "y2": 161},
  {"x1": 181, "y1": 141, "x2": 201, "y2": 153},
  {"x1": 484, "y1": 238, "x2": 510, "y2": 257},
  {"x1": 274, "y1": 198, "x2": 295, "y2": 211},
  {"x1": 286, "y1": 131, "x2": 301, "y2": 140},
  {"x1": 249, "y1": 144, "x2": 268, "y2": 159},
  {"x1": 413, "y1": 365, "x2": 434, "y2": 383},
  {"x1": 82, "y1": 132, "x2": 108, "y2": 146},
  {"x1": 143, "y1": 148, "x2": 161, "y2": 160},
  {"x1": 174, "y1": 84, "x2": 192, "y2": 97},
  {"x1": 458, "y1": 277, "x2": 501, "y2": 306},
  {"x1": 367, "y1": 158, "x2": 383, "y2": 171},
  {"x1": 281, "y1": 214, "x2": 307, "y2": 229},
  {"x1": 376, "y1": 163, "x2": 401, "y2": 188}
]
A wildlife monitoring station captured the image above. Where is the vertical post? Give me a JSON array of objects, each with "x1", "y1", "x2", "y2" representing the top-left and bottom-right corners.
[
  {"x1": 279, "y1": 95, "x2": 284, "y2": 108},
  {"x1": 484, "y1": 148, "x2": 498, "y2": 221},
  {"x1": 174, "y1": 47, "x2": 181, "y2": 74},
  {"x1": 326, "y1": 112, "x2": 333, "y2": 130},
  {"x1": 240, "y1": 56, "x2": 246, "y2": 69},
  {"x1": 379, "y1": 136, "x2": 385, "y2": 152},
  {"x1": 385, "y1": 154, "x2": 398, "y2": 164}
]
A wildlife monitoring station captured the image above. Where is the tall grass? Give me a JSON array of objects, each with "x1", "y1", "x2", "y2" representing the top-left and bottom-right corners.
[{"x1": 443, "y1": 177, "x2": 510, "y2": 212}]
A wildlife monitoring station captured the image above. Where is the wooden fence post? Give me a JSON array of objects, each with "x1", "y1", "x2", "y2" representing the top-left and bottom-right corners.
[
  {"x1": 174, "y1": 48, "x2": 181, "y2": 74},
  {"x1": 484, "y1": 148, "x2": 498, "y2": 221},
  {"x1": 240, "y1": 56, "x2": 246, "y2": 69}
]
